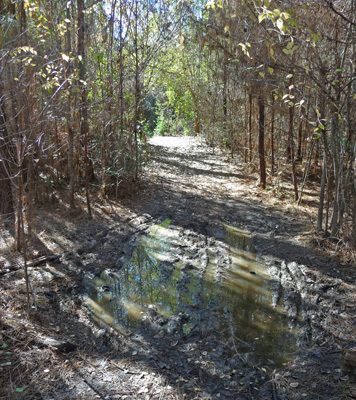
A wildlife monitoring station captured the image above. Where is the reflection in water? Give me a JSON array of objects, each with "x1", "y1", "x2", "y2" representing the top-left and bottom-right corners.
[
  {"x1": 85, "y1": 234, "x2": 180, "y2": 329},
  {"x1": 84, "y1": 224, "x2": 297, "y2": 367}
]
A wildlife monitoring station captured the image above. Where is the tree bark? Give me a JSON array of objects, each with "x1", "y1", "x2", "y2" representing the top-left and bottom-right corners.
[
  {"x1": 248, "y1": 93, "x2": 252, "y2": 163},
  {"x1": 289, "y1": 106, "x2": 298, "y2": 201},
  {"x1": 0, "y1": 91, "x2": 14, "y2": 216},
  {"x1": 134, "y1": 0, "x2": 140, "y2": 181},
  {"x1": 296, "y1": 106, "x2": 303, "y2": 161},
  {"x1": 258, "y1": 93, "x2": 266, "y2": 188},
  {"x1": 77, "y1": 0, "x2": 92, "y2": 218},
  {"x1": 330, "y1": 112, "x2": 340, "y2": 236},
  {"x1": 65, "y1": 4, "x2": 75, "y2": 210},
  {"x1": 270, "y1": 93, "x2": 275, "y2": 175},
  {"x1": 318, "y1": 150, "x2": 327, "y2": 232},
  {"x1": 317, "y1": 98, "x2": 327, "y2": 232}
]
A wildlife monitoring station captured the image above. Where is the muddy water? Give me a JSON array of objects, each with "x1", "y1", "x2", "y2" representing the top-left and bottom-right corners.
[{"x1": 84, "y1": 223, "x2": 297, "y2": 368}]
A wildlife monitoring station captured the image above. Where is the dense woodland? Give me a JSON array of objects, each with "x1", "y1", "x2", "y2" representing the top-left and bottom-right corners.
[{"x1": 1, "y1": 0, "x2": 356, "y2": 248}]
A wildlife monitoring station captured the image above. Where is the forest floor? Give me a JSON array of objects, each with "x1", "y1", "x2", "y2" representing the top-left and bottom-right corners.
[{"x1": 1, "y1": 136, "x2": 356, "y2": 399}]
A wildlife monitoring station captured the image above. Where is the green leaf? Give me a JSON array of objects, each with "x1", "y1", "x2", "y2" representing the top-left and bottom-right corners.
[
  {"x1": 2, "y1": 343, "x2": 9, "y2": 349},
  {"x1": 15, "y1": 388, "x2": 24, "y2": 393},
  {"x1": 289, "y1": 17, "x2": 298, "y2": 27},
  {"x1": 258, "y1": 13, "x2": 267, "y2": 23},
  {"x1": 276, "y1": 18, "x2": 283, "y2": 30},
  {"x1": 280, "y1": 12, "x2": 290, "y2": 20}
]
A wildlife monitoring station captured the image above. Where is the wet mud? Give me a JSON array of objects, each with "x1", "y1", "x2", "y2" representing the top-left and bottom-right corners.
[
  {"x1": 28, "y1": 136, "x2": 356, "y2": 399},
  {"x1": 83, "y1": 222, "x2": 298, "y2": 370}
]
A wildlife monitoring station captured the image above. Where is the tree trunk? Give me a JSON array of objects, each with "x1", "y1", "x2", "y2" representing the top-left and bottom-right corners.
[
  {"x1": 270, "y1": 93, "x2": 275, "y2": 175},
  {"x1": 65, "y1": 4, "x2": 75, "y2": 210},
  {"x1": 317, "y1": 99, "x2": 327, "y2": 232},
  {"x1": 289, "y1": 106, "x2": 298, "y2": 201},
  {"x1": 248, "y1": 93, "x2": 252, "y2": 163},
  {"x1": 187, "y1": 87, "x2": 200, "y2": 136},
  {"x1": 296, "y1": 106, "x2": 303, "y2": 161},
  {"x1": 134, "y1": 0, "x2": 139, "y2": 181},
  {"x1": 330, "y1": 112, "x2": 341, "y2": 236},
  {"x1": 258, "y1": 93, "x2": 266, "y2": 188},
  {"x1": 16, "y1": 137, "x2": 24, "y2": 251},
  {"x1": 317, "y1": 149, "x2": 327, "y2": 232},
  {"x1": 77, "y1": 0, "x2": 92, "y2": 218},
  {"x1": 223, "y1": 60, "x2": 228, "y2": 128},
  {"x1": 0, "y1": 157, "x2": 13, "y2": 216},
  {"x1": 0, "y1": 92, "x2": 14, "y2": 216}
]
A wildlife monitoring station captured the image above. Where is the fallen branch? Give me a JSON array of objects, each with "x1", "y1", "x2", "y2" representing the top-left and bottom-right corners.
[
  {"x1": 28, "y1": 255, "x2": 60, "y2": 267},
  {"x1": 0, "y1": 255, "x2": 59, "y2": 275}
]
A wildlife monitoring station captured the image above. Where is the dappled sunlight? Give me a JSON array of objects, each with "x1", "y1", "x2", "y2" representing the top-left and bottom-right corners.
[
  {"x1": 84, "y1": 296, "x2": 116, "y2": 325},
  {"x1": 121, "y1": 299, "x2": 144, "y2": 320}
]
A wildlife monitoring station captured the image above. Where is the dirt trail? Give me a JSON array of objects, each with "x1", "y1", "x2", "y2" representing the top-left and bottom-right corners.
[{"x1": 1, "y1": 136, "x2": 356, "y2": 400}]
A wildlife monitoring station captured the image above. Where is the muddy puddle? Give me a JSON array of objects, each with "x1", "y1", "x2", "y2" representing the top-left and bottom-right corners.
[{"x1": 84, "y1": 222, "x2": 298, "y2": 368}]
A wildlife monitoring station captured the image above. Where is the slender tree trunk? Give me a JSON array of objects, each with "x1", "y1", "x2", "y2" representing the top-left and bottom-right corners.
[
  {"x1": 258, "y1": 93, "x2": 266, "y2": 188},
  {"x1": 330, "y1": 112, "x2": 340, "y2": 236},
  {"x1": 289, "y1": 106, "x2": 298, "y2": 201},
  {"x1": 119, "y1": 0, "x2": 124, "y2": 141},
  {"x1": 0, "y1": 156, "x2": 13, "y2": 215},
  {"x1": 244, "y1": 88, "x2": 248, "y2": 162},
  {"x1": 134, "y1": 0, "x2": 139, "y2": 181},
  {"x1": 317, "y1": 98, "x2": 327, "y2": 231},
  {"x1": 77, "y1": 0, "x2": 92, "y2": 218},
  {"x1": 223, "y1": 60, "x2": 228, "y2": 136},
  {"x1": 248, "y1": 93, "x2": 252, "y2": 163},
  {"x1": 353, "y1": 146, "x2": 356, "y2": 242},
  {"x1": 296, "y1": 107, "x2": 303, "y2": 161},
  {"x1": 270, "y1": 93, "x2": 275, "y2": 175},
  {"x1": 189, "y1": 88, "x2": 200, "y2": 135},
  {"x1": 65, "y1": 4, "x2": 75, "y2": 210},
  {"x1": 16, "y1": 137, "x2": 24, "y2": 251},
  {"x1": 318, "y1": 149, "x2": 327, "y2": 232},
  {"x1": 0, "y1": 93, "x2": 14, "y2": 215}
]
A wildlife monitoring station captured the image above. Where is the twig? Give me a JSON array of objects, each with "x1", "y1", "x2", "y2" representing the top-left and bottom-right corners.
[{"x1": 80, "y1": 375, "x2": 107, "y2": 399}]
